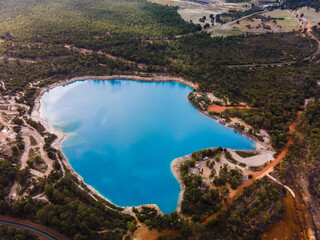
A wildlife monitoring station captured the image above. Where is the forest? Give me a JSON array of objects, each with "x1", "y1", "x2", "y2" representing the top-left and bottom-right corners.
[
  {"x1": 285, "y1": 0, "x2": 320, "y2": 9},
  {"x1": 275, "y1": 100, "x2": 320, "y2": 193},
  {"x1": 0, "y1": 0, "x2": 199, "y2": 41},
  {"x1": 0, "y1": 225, "x2": 39, "y2": 240}
]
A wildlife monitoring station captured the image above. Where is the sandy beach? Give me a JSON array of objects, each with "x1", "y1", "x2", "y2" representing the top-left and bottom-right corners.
[{"x1": 31, "y1": 74, "x2": 274, "y2": 214}]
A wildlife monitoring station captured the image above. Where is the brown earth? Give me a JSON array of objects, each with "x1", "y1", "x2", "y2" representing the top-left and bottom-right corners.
[
  {"x1": 207, "y1": 104, "x2": 257, "y2": 113},
  {"x1": 263, "y1": 191, "x2": 310, "y2": 240},
  {"x1": 133, "y1": 227, "x2": 178, "y2": 240}
]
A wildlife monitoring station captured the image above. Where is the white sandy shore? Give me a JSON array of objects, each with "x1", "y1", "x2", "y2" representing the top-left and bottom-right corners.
[
  {"x1": 31, "y1": 74, "x2": 274, "y2": 214},
  {"x1": 171, "y1": 155, "x2": 190, "y2": 213}
]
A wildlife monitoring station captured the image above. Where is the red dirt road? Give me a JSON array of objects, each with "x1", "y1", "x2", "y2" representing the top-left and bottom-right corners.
[
  {"x1": 242, "y1": 111, "x2": 302, "y2": 187},
  {"x1": 202, "y1": 111, "x2": 302, "y2": 225}
]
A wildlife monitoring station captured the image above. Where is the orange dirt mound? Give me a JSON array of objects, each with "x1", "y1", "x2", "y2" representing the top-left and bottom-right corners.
[{"x1": 207, "y1": 104, "x2": 256, "y2": 113}]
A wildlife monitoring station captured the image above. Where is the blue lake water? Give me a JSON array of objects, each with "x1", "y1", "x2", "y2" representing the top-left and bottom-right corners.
[{"x1": 40, "y1": 79, "x2": 255, "y2": 213}]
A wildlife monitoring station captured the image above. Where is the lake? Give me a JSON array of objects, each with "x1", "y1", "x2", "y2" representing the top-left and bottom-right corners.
[{"x1": 40, "y1": 79, "x2": 255, "y2": 213}]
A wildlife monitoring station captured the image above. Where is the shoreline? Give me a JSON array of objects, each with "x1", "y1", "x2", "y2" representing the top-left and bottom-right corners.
[
  {"x1": 31, "y1": 74, "x2": 273, "y2": 214},
  {"x1": 170, "y1": 155, "x2": 190, "y2": 213}
]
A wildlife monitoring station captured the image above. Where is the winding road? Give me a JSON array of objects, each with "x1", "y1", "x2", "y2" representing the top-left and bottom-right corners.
[
  {"x1": 219, "y1": 9, "x2": 320, "y2": 68},
  {"x1": 238, "y1": 111, "x2": 302, "y2": 194},
  {"x1": 0, "y1": 219, "x2": 63, "y2": 240},
  {"x1": 205, "y1": 10, "x2": 267, "y2": 32}
]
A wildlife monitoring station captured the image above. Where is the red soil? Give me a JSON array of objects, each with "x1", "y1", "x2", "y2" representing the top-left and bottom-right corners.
[
  {"x1": 133, "y1": 227, "x2": 179, "y2": 240},
  {"x1": 202, "y1": 111, "x2": 302, "y2": 224},
  {"x1": 207, "y1": 104, "x2": 256, "y2": 113},
  {"x1": 263, "y1": 192, "x2": 309, "y2": 240}
]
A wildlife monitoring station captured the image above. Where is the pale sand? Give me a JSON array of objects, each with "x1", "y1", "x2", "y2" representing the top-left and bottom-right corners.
[
  {"x1": 171, "y1": 155, "x2": 190, "y2": 212},
  {"x1": 32, "y1": 74, "x2": 274, "y2": 214}
]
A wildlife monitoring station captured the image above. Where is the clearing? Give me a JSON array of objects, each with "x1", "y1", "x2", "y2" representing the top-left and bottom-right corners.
[
  {"x1": 230, "y1": 9, "x2": 299, "y2": 34},
  {"x1": 299, "y1": 6, "x2": 320, "y2": 26},
  {"x1": 148, "y1": 0, "x2": 249, "y2": 27}
]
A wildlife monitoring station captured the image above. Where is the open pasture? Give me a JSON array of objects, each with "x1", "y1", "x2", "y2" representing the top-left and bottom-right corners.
[
  {"x1": 148, "y1": 0, "x2": 249, "y2": 26},
  {"x1": 299, "y1": 6, "x2": 320, "y2": 26},
  {"x1": 229, "y1": 9, "x2": 299, "y2": 34}
]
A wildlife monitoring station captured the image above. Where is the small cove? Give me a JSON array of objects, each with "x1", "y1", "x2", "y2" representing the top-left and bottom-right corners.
[{"x1": 40, "y1": 79, "x2": 255, "y2": 213}]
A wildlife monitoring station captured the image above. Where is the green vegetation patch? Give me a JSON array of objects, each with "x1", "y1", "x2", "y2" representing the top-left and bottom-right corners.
[
  {"x1": 235, "y1": 150, "x2": 259, "y2": 158},
  {"x1": 225, "y1": 150, "x2": 238, "y2": 165},
  {"x1": 210, "y1": 28, "x2": 245, "y2": 37},
  {"x1": 249, "y1": 165, "x2": 265, "y2": 172},
  {"x1": 29, "y1": 136, "x2": 37, "y2": 146}
]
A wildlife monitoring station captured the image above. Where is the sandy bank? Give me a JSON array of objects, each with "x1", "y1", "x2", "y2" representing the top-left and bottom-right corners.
[{"x1": 171, "y1": 155, "x2": 191, "y2": 212}]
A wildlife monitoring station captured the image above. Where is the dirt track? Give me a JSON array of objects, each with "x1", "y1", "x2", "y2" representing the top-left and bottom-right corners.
[
  {"x1": 234, "y1": 112, "x2": 302, "y2": 195},
  {"x1": 201, "y1": 111, "x2": 302, "y2": 225}
]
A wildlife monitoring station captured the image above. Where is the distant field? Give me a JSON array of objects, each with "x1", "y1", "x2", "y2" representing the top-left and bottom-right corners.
[
  {"x1": 210, "y1": 28, "x2": 244, "y2": 36},
  {"x1": 149, "y1": 0, "x2": 175, "y2": 4},
  {"x1": 263, "y1": 10, "x2": 300, "y2": 31},
  {"x1": 148, "y1": 0, "x2": 249, "y2": 26},
  {"x1": 299, "y1": 6, "x2": 320, "y2": 26},
  {"x1": 178, "y1": 8, "x2": 217, "y2": 26},
  {"x1": 230, "y1": 18, "x2": 265, "y2": 33},
  {"x1": 229, "y1": 9, "x2": 299, "y2": 33}
]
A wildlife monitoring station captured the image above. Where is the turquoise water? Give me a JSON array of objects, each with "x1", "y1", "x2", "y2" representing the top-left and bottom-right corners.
[{"x1": 40, "y1": 79, "x2": 255, "y2": 213}]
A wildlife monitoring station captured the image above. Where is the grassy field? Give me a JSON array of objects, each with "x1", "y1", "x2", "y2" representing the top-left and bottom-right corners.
[
  {"x1": 178, "y1": 8, "x2": 217, "y2": 26},
  {"x1": 210, "y1": 28, "x2": 244, "y2": 36},
  {"x1": 299, "y1": 6, "x2": 320, "y2": 26},
  {"x1": 263, "y1": 9, "x2": 300, "y2": 31},
  {"x1": 148, "y1": 0, "x2": 249, "y2": 26},
  {"x1": 229, "y1": 9, "x2": 299, "y2": 33}
]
